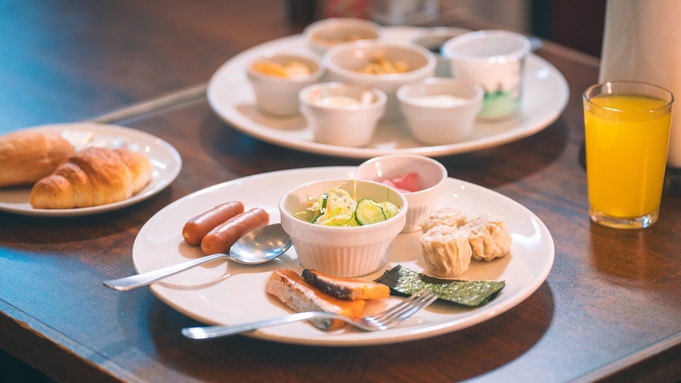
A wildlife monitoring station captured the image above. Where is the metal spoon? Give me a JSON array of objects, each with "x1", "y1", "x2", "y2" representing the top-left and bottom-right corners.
[{"x1": 102, "y1": 223, "x2": 292, "y2": 291}]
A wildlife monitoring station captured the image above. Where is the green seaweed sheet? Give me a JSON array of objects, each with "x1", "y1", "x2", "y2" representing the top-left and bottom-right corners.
[{"x1": 374, "y1": 265, "x2": 505, "y2": 307}]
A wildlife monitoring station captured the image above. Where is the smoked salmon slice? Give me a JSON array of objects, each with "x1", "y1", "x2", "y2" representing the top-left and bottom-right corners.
[
  {"x1": 302, "y1": 269, "x2": 390, "y2": 300},
  {"x1": 266, "y1": 269, "x2": 365, "y2": 331}
]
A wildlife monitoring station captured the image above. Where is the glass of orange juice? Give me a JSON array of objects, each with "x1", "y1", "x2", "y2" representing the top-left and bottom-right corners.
[{"x1": 583, "y1": 81, "x2": 674, "y2": 228}]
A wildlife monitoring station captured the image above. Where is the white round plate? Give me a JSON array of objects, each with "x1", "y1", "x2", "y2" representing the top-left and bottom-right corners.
[
  {"x1": 133, "y1": 166, "x2": 554, "y2": 346},
  {"x1": 207, "y1": 27, "x2": 569, "y2": 159},
  {"x1": 0, "y1": 122, "x2": 182, "y2": 217}
]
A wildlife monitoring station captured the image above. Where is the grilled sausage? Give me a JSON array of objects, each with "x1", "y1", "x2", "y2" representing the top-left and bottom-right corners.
[
  {"x1": 182, "y1": 201, "x2": 245, "y2": 245},
  {"x1": 200, "y1": 208, "x2": 269, "y2": 255}
]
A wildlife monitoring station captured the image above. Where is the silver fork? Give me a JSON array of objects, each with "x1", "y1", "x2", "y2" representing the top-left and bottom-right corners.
[{"x1": 182, "y1": 289, "x2": 438, "y2": 339}]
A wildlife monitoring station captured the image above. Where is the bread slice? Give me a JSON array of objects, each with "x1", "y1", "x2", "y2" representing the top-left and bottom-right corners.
[
  {"x1": 0, "y1": 130, "x2": 75, "y2": 187},
  {"x1": 266, "y1": 269, "x2": 365, "y2": 331},
  {"x1": 302, "y1": 269, "x2": 391, "y2": 300}
]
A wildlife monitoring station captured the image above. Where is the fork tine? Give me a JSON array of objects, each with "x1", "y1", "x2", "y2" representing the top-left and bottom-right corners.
[
  {"x1": 369, "y1": 289, "x2": 437, "y2": 325},
  {"x1": 369, "y1": 290, "x2": 426, "y2": 321},
  {"x1": 389, "y1": 292, "x2": 438, "y2": 324},
  {"x1": 377, "y1": 290, "x2": 437, "y2": 324},
  {"x1": 363, "y1": 291, "x2": 437, "y2": 331}
]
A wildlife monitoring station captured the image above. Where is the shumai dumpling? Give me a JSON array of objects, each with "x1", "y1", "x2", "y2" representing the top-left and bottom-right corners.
[
  {"x1": 420, "y1": 225, "x2": 472, "y2": 277},
  {"x1": 418, "y1": 206, "x2": 467, "y2": 233},
  {"x1": 464, "y1": 212, "x2": 512, "y2": 261}
]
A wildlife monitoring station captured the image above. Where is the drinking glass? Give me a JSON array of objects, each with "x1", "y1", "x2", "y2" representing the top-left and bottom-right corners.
[{"x1": 583, "y1": 81, "x2": 674, "y2": 228}]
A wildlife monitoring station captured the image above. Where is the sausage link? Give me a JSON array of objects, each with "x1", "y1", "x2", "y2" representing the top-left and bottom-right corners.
[
  {"x1": 182, "y1": 201, "x2": 245, "y2": 245},
  {"x1": 200, "y1": 208, "x2": 270, "y2": 255}
]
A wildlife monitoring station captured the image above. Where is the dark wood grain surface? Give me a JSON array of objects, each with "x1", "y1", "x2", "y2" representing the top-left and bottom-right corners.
[{"x1": 1, "y1": 1, "x2": 681, "y2": 382}]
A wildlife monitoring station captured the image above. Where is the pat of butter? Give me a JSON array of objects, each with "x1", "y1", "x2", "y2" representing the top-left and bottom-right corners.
[{"x1": 409, "y1": 94, "x2": 468, "y2": 108}]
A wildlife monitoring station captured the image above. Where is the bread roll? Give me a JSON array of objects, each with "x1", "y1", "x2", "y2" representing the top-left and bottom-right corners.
[
  {"x1": 0, "y1": 130, "x2": 76, "y2": 187},
  {"x1": 29, "y1": 147, "x2": 153, "y2": 209}
]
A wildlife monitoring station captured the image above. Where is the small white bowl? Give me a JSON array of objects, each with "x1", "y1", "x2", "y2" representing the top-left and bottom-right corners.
[
  {"x1": 409, "y1": 27, "x2": 469, "y2": 77},
  {"x1": 355, "y1": 154, "x2": 447, "y2": 233},
  {"x1": 246, "y1": 53, "x2": 324, "y2": 116},
  {"x1": 299, "y1": 82, "x2": 386, "y2": 147},
  {"x1": 279, "y1": 178, "x2": 407, "y2": 277},
  {"x1": 441, "y1": 30, "x2": 531, "y2": 119},
  {"x1": 397, "y1": 78, "x2": 483, "y2": 145},
  {"x1": 323, "y1": 40, "x2": 436, "y2": 120},
  {"x1": 304, "y1": 18, "x2": 383, "y2": 56}
]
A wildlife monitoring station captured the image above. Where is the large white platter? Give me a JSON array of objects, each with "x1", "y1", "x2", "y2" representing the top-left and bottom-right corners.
[
  {"x1": 133, "y1": 166, "x2": 554, "y2": 346},
  {"x1": 0, "y1": 122, "x2": 182, "y2": 217},
  {"x1": 207, "y1": 27, "x2": 569, "y2": 159}
]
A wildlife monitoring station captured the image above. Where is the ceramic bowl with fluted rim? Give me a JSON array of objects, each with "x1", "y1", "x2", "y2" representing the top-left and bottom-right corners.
[
  {"x1": 246, "y1": 53, "x2": 324, "y2": 116},
  {"x1": 397, "y1": 78, "x2": 483, "y2": 145},
  {"x1": 279, "y1": 178, "x2": 407, "y2": 277},
  {"x1": 323, "y1": 40, "x2": 436, "y2": 120},
  {"x1": 355, "y1": 154, "x2": 448, "y2": 233},
  {"x1": 299, "y1": 82, "x2": 387, "y2": 147},
  {"x1": 304, "y1": 17, "x2": 384, "y2": 56}
]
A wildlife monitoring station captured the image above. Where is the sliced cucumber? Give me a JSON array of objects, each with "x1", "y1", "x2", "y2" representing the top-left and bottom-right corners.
[
  {"x1": 355, "y1": 199, "x2": 386, "y2": 226},
  {"x1": 379, "y1": 202, "x2": 400, "y2": 219},
  {"x1": 311, "y1": 193, "x2": 329, "y2": 223}
]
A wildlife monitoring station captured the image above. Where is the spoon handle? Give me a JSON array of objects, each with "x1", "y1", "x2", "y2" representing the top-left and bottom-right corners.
[{"x1": 102, "y1": 253, "x2": 229, "y2": 291}]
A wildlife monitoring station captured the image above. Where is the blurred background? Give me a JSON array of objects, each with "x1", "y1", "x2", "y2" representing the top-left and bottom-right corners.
[
  {"x1": 464, "y1": 0, "x2": 607, "y2": 57},
  {"x1": 289, "y1": 0, "x2": 607, "y2": 57}
]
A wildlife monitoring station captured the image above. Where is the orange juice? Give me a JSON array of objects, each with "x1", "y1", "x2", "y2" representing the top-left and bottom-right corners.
[{"x1": 584, "y1": 95, "x2": 671, "y2": 219}]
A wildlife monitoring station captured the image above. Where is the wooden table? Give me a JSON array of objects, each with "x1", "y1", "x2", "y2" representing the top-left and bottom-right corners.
[{"x1": 1, "y1": 1, "x2": 680, "y2": 382}]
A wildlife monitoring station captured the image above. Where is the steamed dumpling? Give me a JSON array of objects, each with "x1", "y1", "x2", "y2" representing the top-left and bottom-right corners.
[
  {"x1": 464, "y1": 212, "x2": 512, "y2": 261},
  {"x1": 419, "y1": 225, "x2": 472, "y2": 277},
  {"x1": 418, "y1": 206, "x2": 467, "y2": 233}
]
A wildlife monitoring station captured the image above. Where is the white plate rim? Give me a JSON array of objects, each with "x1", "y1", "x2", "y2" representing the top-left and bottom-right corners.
[
  {"x1": 0, "y1": 122, "x2": 182, "y2": 217},
  {"x1": 132, "y1": 166, "x2": 555, "y2": 346},
  {"x1": 206, "y1": 26, "x2": 569, "y2": 159}
]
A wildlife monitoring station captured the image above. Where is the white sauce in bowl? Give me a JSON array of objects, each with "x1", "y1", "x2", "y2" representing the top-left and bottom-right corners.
[
  {"x1": 409, "y1": 94, "x2": 468, "y2": 108},
  {"x1": 315, "y1": 91, "x2": 374, "y2": 108}
]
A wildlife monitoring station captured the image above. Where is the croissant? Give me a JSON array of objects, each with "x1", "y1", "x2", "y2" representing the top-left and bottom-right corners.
[
  {"x1": 0, "y1": 130, "x2": 75, "y2": 187},
  {"x1": 29, "y1": 147, "x2": 153, "y2": 209}
]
